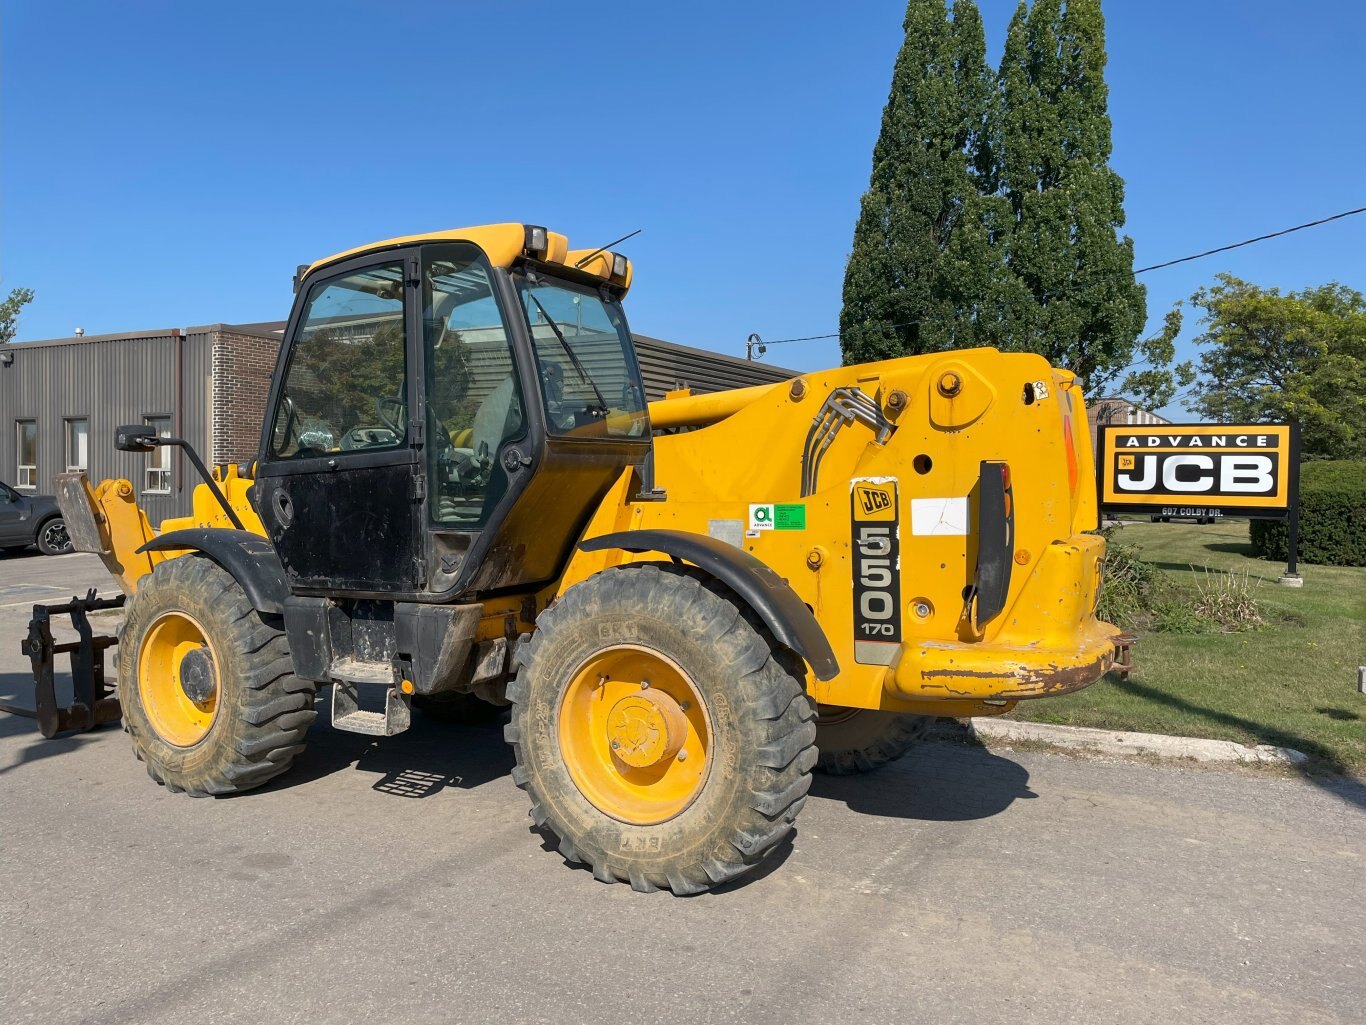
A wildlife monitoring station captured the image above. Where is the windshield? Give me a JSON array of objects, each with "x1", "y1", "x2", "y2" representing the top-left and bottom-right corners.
[{"x1": 513, "y1": 273, "x2": 648, "y2": 439}]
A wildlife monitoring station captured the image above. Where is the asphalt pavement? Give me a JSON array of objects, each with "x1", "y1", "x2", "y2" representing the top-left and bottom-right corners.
[{"x1": 1, "y1": 549, "x2": 1363, "y2": 1025}]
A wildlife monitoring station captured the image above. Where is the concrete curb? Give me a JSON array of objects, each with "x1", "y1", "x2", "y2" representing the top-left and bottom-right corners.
[{"x1": 960, "y1": 717, "x2": 1311, "y2": 767}]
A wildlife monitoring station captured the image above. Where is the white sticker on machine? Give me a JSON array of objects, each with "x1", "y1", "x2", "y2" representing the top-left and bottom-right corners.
[{"x1": 910, "y1": 497, "x2": 968, "y2": 536}]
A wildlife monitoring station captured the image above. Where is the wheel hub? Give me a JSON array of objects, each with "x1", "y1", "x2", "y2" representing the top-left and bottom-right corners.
[
  {"x1": 606, "y1": 690, "x2": 688, "y2": 768},
  {"x1": 558, "y1": 644, "x2": 712, "y2": 825},
  {"x1": 179, "y1": 646, "x2": 217, "y2": 705},
  {"x1": 137, "y1": 610, "x2": 221, "y2": 747}
]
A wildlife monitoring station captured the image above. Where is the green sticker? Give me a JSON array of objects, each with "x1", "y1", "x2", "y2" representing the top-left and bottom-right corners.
[{"x1": 774, "y1": 504, "x2": 806, "y2": 530}]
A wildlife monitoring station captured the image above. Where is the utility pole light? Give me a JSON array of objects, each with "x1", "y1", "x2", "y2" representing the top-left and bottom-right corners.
[{"x1": 745, "y1": 333, "x2": 766, "y2": 361}]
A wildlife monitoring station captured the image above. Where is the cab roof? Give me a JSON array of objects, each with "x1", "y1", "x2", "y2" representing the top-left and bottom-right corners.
[{"x1": 305, "y1": 222, "x2": 633, "y2": 295}]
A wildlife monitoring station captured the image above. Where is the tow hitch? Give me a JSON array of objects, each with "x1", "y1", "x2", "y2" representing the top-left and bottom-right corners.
[{"x1": 0, "y1": 589, "x2": 126, "y2": 738}]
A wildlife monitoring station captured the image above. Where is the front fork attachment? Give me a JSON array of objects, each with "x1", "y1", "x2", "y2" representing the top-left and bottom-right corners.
[{"x1": 1, "y1": 589, "x2": 127, "y2": 738}]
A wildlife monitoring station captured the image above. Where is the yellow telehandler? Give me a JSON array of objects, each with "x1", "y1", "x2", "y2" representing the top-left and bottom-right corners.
[{"x1": 54, "y1": 223, "x2": 1121, "y2": 893}]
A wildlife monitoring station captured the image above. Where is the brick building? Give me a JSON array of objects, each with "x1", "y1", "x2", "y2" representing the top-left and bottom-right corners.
[{"x1": 1, "y1": 322, "x2": 793, "y2": 518}]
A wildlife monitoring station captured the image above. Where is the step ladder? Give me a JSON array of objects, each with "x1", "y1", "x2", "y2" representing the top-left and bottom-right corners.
[{"x1": 329, "y1": 658, "x2": 410, "y2": 736}]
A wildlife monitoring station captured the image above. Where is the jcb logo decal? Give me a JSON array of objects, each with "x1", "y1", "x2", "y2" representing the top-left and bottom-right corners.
[{"x1": 853, "y1": 484, "x2": 896, "y2": 521}]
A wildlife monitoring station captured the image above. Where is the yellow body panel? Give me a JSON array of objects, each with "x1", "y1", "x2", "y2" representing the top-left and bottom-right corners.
[
  {"x1": 306, "y1": 222, "x2": 632, "y2": 297},
  {"x1": 556, "y1": 347, "x2": 1120, "y2": 714}
]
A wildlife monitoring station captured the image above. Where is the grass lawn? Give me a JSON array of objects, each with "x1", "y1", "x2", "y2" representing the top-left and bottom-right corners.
[{"x1": 1009, "y1": 519, "x2": 1366, "y2": 773}]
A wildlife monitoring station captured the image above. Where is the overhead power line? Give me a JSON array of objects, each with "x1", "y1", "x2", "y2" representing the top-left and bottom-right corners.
[{"x1": 760, "y1": 204, "x2": 1366, "y2": 347}]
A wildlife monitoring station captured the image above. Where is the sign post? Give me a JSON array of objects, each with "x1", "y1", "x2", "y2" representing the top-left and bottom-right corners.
[{"x1": 1095, "y1": 423, "x2": 1302, "y2": 586}]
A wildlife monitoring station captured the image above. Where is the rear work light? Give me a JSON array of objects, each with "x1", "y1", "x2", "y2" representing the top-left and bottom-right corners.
[{"x1": 524, "y1": 225, "x2": 549, "y2": 257}]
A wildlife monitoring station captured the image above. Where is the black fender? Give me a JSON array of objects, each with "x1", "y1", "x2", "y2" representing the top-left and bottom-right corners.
[
  {"x1": 137, "y1": 529, "x2": 289, "y2": 615},
  {"x1": 578, "y1": 529, "x2": 840, "y2": 681}
]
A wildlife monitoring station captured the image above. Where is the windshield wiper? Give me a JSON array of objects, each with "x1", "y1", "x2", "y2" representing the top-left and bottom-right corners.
[{"x1": 526, "y1": 291, "x2": 609, "y2": 416}]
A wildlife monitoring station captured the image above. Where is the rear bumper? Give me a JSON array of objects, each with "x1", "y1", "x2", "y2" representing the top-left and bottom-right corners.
[
  {"x1": 885, "y1": 533, "x2": 1122, "y2": 702},
  {"x1": 886, "y1": 619, "x2": 1121, "y2": 701}
]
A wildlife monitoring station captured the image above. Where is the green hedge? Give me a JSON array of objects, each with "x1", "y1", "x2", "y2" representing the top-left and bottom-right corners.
[{"x1": 1250, "y1": 460, "x2": 1366, "y2": 566}]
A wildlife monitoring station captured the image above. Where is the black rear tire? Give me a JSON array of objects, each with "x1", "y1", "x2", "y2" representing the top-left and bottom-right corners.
[
  {"x1": 813, "y1": 707, "x2": 932, "y2": 775},
  {"x1": 36, "y1": 517, "x2": 71, "y2": 556},
  {"x1": 506, "y1": 563, "x2": 815, "y2": 894},
  {"x1": 118, "y1": 554, "x2": 317, "y2": 796}
]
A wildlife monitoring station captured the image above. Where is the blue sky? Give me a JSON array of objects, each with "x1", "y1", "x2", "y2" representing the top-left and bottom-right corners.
[{"x1": 3, "y1": 1, "x2": 1363, "y2": 417}]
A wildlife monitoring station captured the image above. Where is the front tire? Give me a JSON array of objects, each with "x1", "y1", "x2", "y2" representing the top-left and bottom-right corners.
[
  {"x1": 36, "y1": 517, "x2": 71, "y2": 555},
  {"x1": 813, "y1": 707, "x2": 932, "y2": 775},
  {"x1": 506, "y1": 564, "x2": 815, "y2": 894},
  {"x1": 117, "y1": 554, "x2": 317, "y2": 796}
]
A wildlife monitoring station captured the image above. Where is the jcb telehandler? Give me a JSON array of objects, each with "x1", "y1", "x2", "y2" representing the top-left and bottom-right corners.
[{"x1": 55, "y1": 223, "x2": 1121, "y2": 893}]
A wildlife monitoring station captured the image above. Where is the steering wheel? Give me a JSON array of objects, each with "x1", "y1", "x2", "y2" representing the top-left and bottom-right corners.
[{"x1": 374, "y1": 393, "x2": 406, "y2": 435}]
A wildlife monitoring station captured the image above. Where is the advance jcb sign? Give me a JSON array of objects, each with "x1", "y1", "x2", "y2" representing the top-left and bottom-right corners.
[{"x1": 1097, "y1": 424, "x2": 1299, "y2": 517}]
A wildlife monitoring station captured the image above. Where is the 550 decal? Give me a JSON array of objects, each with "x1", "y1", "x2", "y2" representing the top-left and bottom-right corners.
[{"x1": 851, "y1": 478, "x2": 901, "y2": 666}]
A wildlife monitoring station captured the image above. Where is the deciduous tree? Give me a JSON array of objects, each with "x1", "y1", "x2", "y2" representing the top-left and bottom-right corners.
[
  {"x1": 1185, "y1": 275, "x2": 1366, "y2": 460},
  {"x1": 0, "y1": 287, "x2": 34, "y2": 345}
]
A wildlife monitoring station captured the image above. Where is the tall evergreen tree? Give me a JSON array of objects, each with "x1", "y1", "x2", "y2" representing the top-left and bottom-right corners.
[
  {"x1": 839, "y1": 0, "x2": 995, "y2": 365},
  {"x1": 995, "y1": 0, "x2": 1148, "y2": 393}
]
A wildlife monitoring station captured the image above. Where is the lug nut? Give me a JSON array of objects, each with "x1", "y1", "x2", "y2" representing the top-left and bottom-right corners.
[
  {"x1": 677, "y1": 749, "x2": 688, "y2": 762},
  {"x1": 640, "y1": 679, "x2": 650, "y2": 689}
]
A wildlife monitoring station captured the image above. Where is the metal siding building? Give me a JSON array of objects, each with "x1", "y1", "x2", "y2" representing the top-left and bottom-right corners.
[
  {"x1": 0, "y1": 328, "x2": 217, "y2": 524},
  {"x1": 632, "y1": 334, "x2": 796, "y2": 399},
  {"x1": 1, "y1": 323, "x2": 794, "y2": 520}
]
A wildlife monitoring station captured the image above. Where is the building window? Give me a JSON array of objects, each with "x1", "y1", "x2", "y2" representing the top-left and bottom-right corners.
[
  {"x1": 65, "y1": 418, "x2": 89, "y2": 472},
  {"x1": 143, "y1": 416, "x2": 172, "y2": 494},
  {"x1": 15, "y1": 420, "x2": 37, "y2": 489}
]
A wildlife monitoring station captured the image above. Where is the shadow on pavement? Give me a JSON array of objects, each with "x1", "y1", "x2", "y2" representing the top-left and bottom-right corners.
[
  {"x1": 1, "y1": 668, "x2": 116, "y2": 773},
  {"x1": 1110, "y1": 676, "x2": 1366, "y2": 811},
  {"x1": 811, "y1": 731, "x2": 1035, "y2": 822},
  {"x1": 249, "y1": 687, "x2": 514, "y2": 798}
]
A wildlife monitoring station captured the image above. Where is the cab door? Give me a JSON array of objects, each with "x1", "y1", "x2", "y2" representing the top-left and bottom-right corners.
[{"x1": 255, "y1": 254, "x2": 423, "y2": 595}]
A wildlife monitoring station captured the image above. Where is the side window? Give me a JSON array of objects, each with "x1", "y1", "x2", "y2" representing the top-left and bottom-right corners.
[
  {"x1": 15, "y1": 419, "x2": 37, "y2": 489},
  {"x1": 143, "y1": 416, "x2": 172, "y2": 494},
  {"x1": 423, "y1": 247, "x2": 525, "y2": 526},
  {"x1": 271, "y1": 263, "x2": 408, "y2": 459}
]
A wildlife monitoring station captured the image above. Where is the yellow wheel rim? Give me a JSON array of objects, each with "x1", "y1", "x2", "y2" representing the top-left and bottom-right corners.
[
  {"x1": 137, "y1": 611, "x2": 221, "y2": 748},
  {"x1": 558, "y1": 645, "x2": 711, "y2": 826}
]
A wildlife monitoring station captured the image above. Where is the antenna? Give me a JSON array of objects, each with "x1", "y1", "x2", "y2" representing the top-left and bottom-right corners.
[{"x1": 574, "y1": 228, "x2": 642, "y2": 269}]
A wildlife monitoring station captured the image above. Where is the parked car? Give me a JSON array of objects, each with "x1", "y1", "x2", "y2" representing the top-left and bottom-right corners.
[{"x1": 0, "y1": 481, "x2": 72, "y2": 555}]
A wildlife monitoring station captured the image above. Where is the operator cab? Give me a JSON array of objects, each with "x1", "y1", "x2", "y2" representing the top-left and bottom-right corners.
[{"x1": 255, "y1": 224, "x2": 651, "y2": 600}]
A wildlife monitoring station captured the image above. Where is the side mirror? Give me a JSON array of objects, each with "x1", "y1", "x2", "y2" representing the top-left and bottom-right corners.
[{"x1": 115, "y1": 425, "x2": 160, "y2": 452}]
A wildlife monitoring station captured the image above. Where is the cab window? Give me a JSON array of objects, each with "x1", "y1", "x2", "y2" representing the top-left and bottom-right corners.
[
  {"x1": 423, "y1": 246, "x2": 526, "y2": 526},
  {"x1": 271, "y1": 263, "x2": 408, "y2": 459},
  {"x1": 514, "y1": 274, "x2": 647, "y2": 439}
]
